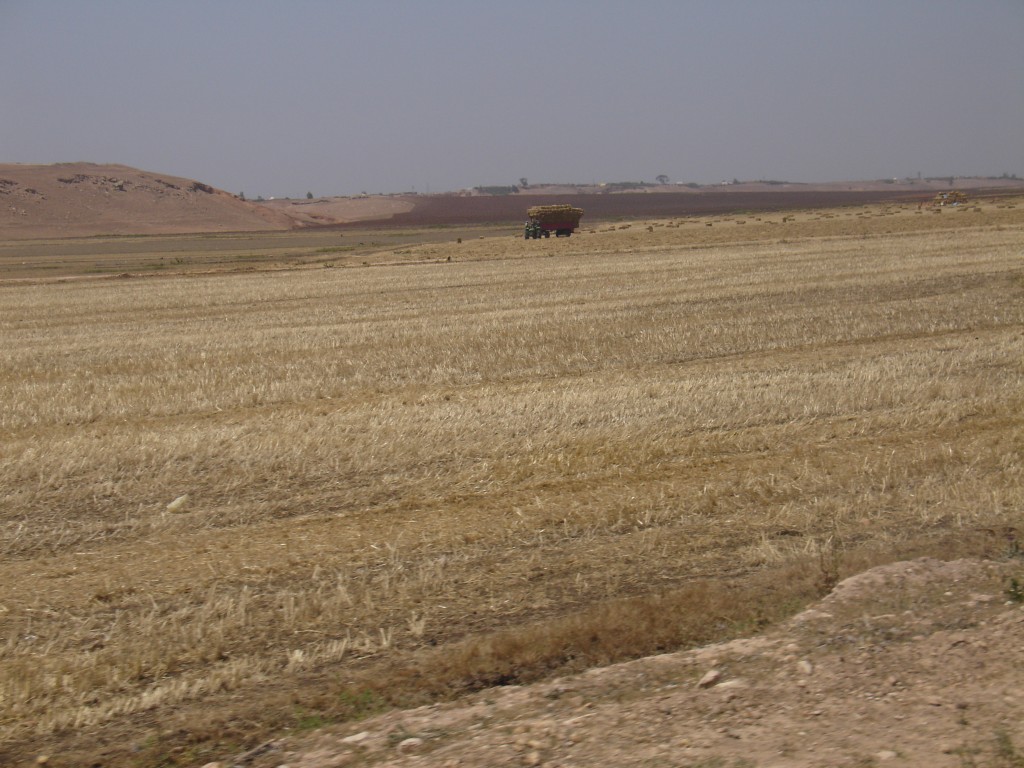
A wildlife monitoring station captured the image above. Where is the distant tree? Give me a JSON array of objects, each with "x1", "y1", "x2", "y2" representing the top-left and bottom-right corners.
[
  {"x1": 656, "y1": 174, "x2": 670, "y2": 185},
  {"x1": 519, "y1": 177, "x2": 529, "y2": 188},
  {"x1": 306, "y1": 191, "x2": 314, "y2": 200}
]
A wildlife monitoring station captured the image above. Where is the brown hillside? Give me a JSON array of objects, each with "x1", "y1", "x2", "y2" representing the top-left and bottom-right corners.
[{"x1": 0, "y1": 163, "x2": 294, "y2": 238}]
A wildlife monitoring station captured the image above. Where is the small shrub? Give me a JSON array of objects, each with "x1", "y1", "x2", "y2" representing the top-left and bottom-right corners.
[
  {"x1": 295, "y1": 711, "x2": 328, "y2": 731},
  {"x1": 993, "y1": 730, "x2": 1024, "y2": 767},
  {"x1": 337, "y1": 688, "x2": 387, "y2": 720},
  {"x1": 1005, "y1": 577, "x2": 1024, "y2": 604}
]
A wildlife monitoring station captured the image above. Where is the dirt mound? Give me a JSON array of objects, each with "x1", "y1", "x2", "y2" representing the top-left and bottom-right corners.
[
  {"x1": 0, "y1": 163, "x2": 294, "y2": 238},
  {"x1": 233, "y1": 558, "x2": 1024, "y2": 768}
]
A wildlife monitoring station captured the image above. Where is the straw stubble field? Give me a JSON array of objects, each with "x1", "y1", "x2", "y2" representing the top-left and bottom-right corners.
[{"x1": 1, "y1": 200, "x2": 1022, "y2": 765}]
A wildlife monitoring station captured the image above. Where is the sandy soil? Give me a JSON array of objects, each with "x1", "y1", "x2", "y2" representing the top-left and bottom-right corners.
[
  {"x1": 215, "y1": 557, "x2": 1024, "y2": 768},
  {"x1": 257, "y1": 196, "x2": 415, "y2": 226}
]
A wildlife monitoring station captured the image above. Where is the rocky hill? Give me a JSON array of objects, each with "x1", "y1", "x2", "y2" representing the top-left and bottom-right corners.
[{"x1": 0, "y1": 163, "x2": 294, "y2": 238}]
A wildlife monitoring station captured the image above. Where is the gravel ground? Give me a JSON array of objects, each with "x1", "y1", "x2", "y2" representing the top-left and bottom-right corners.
[{"x1": 219, "y1": 557, "x2": 1024, "y2": 768}]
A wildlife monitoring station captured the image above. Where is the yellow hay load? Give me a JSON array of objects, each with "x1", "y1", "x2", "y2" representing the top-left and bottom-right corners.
[
  {"x1": 932, "y1": 191, "x2": 967, "y2": 206},
  {"x1": 524, "y1": 204, "x2": 584, "y2": 238}
]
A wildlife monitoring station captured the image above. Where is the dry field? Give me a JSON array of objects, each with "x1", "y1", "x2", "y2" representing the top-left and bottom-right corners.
[{"x1": 1, "y1": 199, "x2": 1022, "y2": 766}]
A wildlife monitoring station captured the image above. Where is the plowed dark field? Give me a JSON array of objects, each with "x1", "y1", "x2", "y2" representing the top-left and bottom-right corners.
[{"x1": 363, "y1": 189, "x2": 933, "y2": 227}]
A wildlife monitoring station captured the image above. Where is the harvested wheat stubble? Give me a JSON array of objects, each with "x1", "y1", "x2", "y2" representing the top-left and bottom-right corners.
[{"x1": 0, "y1": 198, "x2": 1022, "y2": 767}]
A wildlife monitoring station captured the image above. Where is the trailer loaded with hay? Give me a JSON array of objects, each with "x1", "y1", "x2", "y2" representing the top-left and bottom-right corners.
[
  {"x1": 525, "y1": 204, "x2": 584, "y2": 239},
  {"x1": 932, "y1": 190, "x2": 968, "y2": 206}
]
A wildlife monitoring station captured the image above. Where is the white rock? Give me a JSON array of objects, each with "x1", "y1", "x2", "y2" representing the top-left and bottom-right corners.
[
  {"x1": 698, "y1": 669, "x2": 722, "y2": 688},
  {"x1": 397, "y1": 737, "x2": 424, "y2": 752},
  {"x1": 341, "y1": 731, "x2": 370, "y2": 745},
  {"x1": 717, "y1": 678, "x2": 748, "y2": 690},
  {"x1": 166, "y1": 494, "x2": 190, "y2": 513}
]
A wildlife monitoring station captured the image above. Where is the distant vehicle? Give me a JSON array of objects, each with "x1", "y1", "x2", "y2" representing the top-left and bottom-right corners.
[
  {"x1": 932, "y1": 191, "x2": 967, "y2": 206},
  {"x1": 524, "y1": 204, "x2": 584, "y2": 239}
]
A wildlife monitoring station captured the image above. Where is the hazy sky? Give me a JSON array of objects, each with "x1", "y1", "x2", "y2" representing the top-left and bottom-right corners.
[{"x1": 2, "y1": 1, "x2": 1022, "y2": 198}]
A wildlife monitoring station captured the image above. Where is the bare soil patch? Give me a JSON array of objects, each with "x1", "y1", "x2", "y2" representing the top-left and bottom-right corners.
[
  {"x1": 239, "y1": 557, "x2": 1024, "y2": 768},
  {"x1": 258, "y1": 196, "x2": 415, "y2": 226}
]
